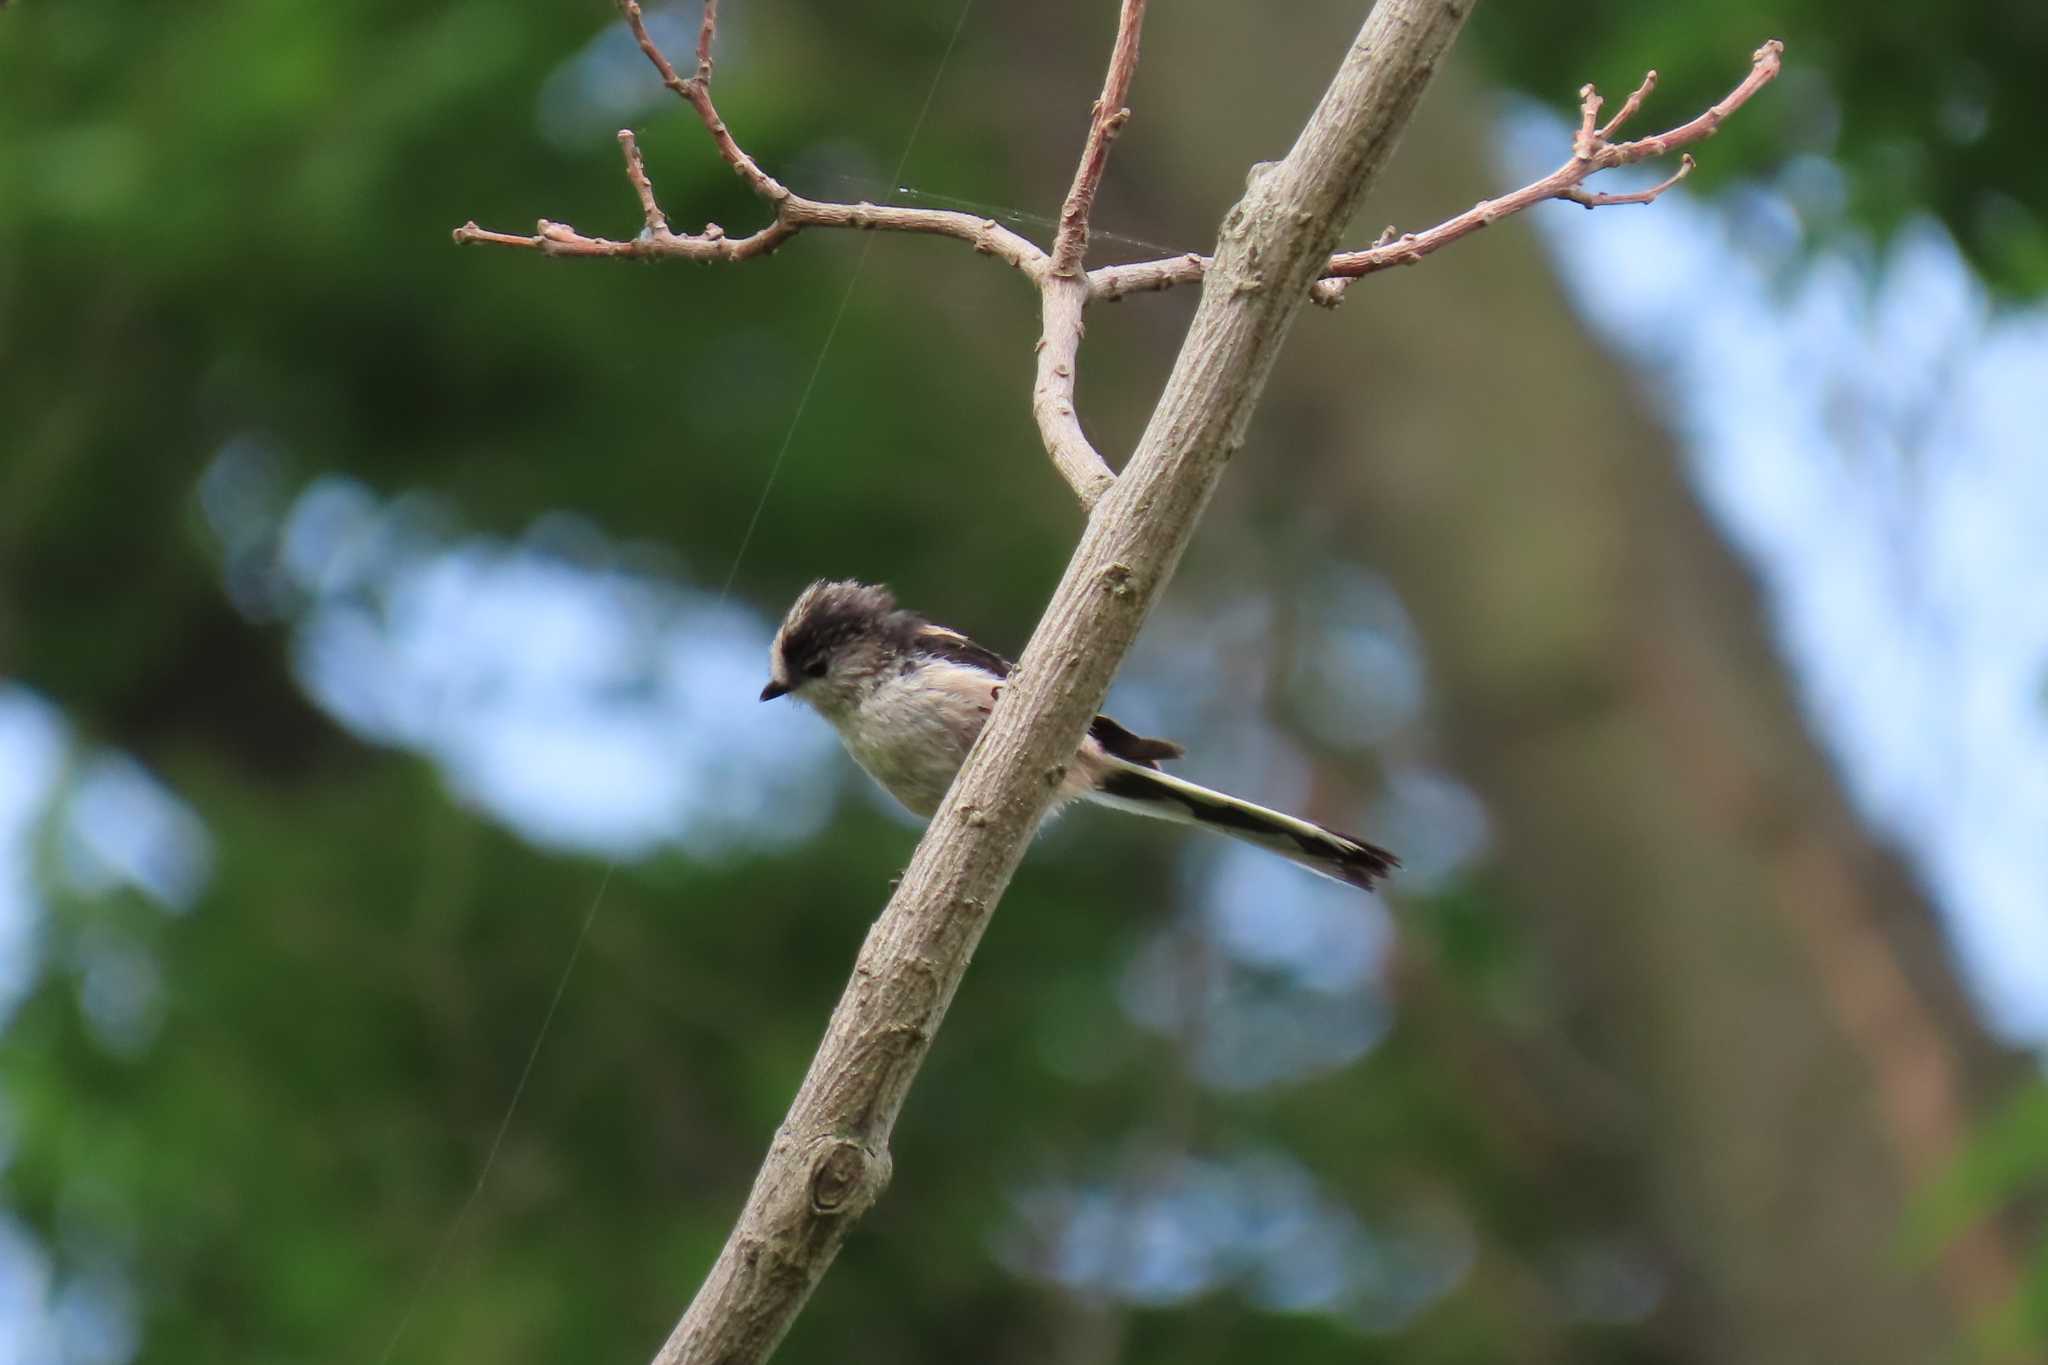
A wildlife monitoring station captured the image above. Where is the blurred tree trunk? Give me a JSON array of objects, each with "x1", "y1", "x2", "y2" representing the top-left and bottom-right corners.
[
  {"x1": 1312, "y1": 72, "x2": 2026, "y2": 1365},
  {"x1": 1003, "y1": 7, "x2": 2026, "y2": 1360}
]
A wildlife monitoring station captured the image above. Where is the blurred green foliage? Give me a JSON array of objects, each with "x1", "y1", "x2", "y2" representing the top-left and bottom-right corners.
[
  {"x1": 0, "y1": 1, "x2": 2039, "y2": 1363},
  {"x1": 1908, "y1": 1082, "x2": 2048, "y2": 1356},
  {"x1": 1472, "y1": 0, "x2": 2048, "y2": 294}
]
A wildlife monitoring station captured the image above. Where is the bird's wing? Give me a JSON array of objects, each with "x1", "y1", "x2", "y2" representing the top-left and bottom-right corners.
[
  {"x1": 915, "y1": 623, "x2": 1185, "y2": 769},
  {"x1": 913, "y1": 624, "x2": 1014, "y2": 678}
]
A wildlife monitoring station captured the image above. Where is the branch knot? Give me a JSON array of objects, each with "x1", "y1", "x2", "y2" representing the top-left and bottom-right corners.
[{"x1": 807, "y1": 1138, "x2": 890, "y2": 1218}]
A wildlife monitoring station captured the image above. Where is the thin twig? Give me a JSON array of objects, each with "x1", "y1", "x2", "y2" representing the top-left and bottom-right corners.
[
  {"x1": 1035, "y1": 0, "x2": 1151, "y2": 502},
  {"x1": 620, "y1": 129, "x2": 671, "y2": 236},
  {"x1": 1087, "y1": 39, "x2": 1784, "y2": 305},
  {"x1": 450, "y1": 215, "x2": 794, "y2": 262},
  {"x1": 692, "y1": 0, "x2": 717, "y2": 85},
  {"x1": 1564, "y1": 153, "x2": 1695, "y2": 207},
  {"x1": 1049, "y1": 0, "x2": 1149, "y2": 278},
  {"x1": 621, "y1": 0, "x2": 786, "y2": 201},
  {"x1": 782, "y1": 198, "x2": 1044, "y2": 271},
  {"x1": 1033, "y1": 277, "x2": 1117, "y2": 507},
  {"x1": 1599, "y1": 68, "x2": 1658, "y2": 140},
  {"x1": 451, "y1": 125, "x2": 791, "y2": 263},
  {"x1": 456, "y1": 187, "x2": 1045, "y2": 271}
]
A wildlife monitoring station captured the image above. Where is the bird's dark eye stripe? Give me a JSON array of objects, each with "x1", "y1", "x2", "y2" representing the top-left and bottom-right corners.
[{"x1": 802, "y1": 658, "x2": 828, "y2": 677}]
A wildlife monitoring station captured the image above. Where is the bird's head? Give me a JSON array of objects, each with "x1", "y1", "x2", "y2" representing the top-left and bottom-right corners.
[{"x1": 761, "y1": 579, "x2": 915, "y2": 716}]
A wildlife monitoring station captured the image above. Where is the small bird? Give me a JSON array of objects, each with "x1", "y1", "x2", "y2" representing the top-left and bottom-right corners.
[{"x1": 760, "y1": 580, "x2": 1398, "y2": 890}]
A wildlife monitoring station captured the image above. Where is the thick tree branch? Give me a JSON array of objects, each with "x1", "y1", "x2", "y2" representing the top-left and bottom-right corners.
[
  {"x1": 646, "y1": 4, "x2": 1475, "y2": 1363},
  {"x1": 1087, "y1": 39, "x2": 1783, "y2": 304},
  {"x1": 453, "y1": 12, "x2": 1778, "y2": 1358}
]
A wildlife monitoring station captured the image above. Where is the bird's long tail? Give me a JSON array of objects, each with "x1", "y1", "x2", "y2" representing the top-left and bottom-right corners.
[{"x1": 1086, "y1": 757, "x2": 1399, "y2": 892}]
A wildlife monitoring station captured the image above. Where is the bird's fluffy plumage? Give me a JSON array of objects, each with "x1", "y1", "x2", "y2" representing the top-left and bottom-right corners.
[{"x1": 763, "y1": 579, "x2": 1398, "y2": 890}]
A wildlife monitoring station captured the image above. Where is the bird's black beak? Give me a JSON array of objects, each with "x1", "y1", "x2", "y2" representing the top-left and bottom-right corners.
[{"x1": 759, "y1": 680, "x2": 790, "y2": 702}]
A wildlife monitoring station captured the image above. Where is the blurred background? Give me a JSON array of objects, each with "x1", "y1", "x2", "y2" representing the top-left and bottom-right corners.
[{"x1": 3, "y1": 1, "x2": 2046, "y2": 1362}]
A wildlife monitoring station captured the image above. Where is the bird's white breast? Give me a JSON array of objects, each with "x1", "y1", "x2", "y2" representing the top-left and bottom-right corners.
[{"x1": 834, "y1": 662, "x2": 994, "y2": 817}]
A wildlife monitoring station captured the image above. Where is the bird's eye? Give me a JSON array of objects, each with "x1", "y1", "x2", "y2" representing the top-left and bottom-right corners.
[{"x1": 802, "y1": 658, "x2": 828, "y2": 679}]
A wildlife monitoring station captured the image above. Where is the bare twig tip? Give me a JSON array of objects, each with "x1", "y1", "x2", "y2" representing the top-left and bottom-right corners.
[
  {"x1": 1599, "y1": 69, "x2": 1659, "y2": 138},
  {"x1": 1299, "y1": 37, "x2": 1778, "y2": 285},
  {"x1": 1049, "y1": 0, "x2": 1149, "y2": 278}
]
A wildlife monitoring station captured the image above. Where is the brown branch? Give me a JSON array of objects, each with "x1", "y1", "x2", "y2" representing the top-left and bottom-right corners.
[
  {"x1": 453, "y1": 8, "x2": 1789, "y2": 1365},
  {"x1": 449, "y1": 215, "x2": 794, "y2": 262},
  {"x1": 1599, "y1": 67, "x2": 1659, "y2": 141},
  {"x1": 451, "y1": 132, "x2": 795, "y2": 261},
  {"x1": 454, "y1": 0, "x2": 1133, "y2": 504},
  {"x1": 622, "y1": 0, "x2": 786, "y2": 201},
  {"x1": 780, "y1": 198, "x2": 1045, "y2": 271},
  {"x1": 1049, "y1": 0, "x2": 1148, "y2": 278},
  {"x1": 1016, "y1": 0, "x2": 1158, "y2": 504},
  {"x1": 691, "y1": 0, "x2": 717, "y2": 85},
  {"x1": 1563, "y1": 153, "x2": 1695, "y2": 207},
  {"x1": 1033, "y1": 277, "x2": 1117, "y2": 507},
  {"x1": 647, "y1": 3, "x2": 1473, "y2": 1361},
  {"x1": 455, "y1": 7, "x2": 1775, "y2": 489},
  {"x1": 1086, "y1": 39, "x2": 1783, "y2": 305},
  {"x1": 620, "y1": 128, "x2": 671, "y2": 236},
  {"x1": 453, "y1": 0, "x2": 1047, "y2": 271},
  {"x1": 454, "y1": 163, "x2": 1043, "y2": 272},
  {"x1": 1035, "y1": 0, "x2": 1152, "y2": 502}
]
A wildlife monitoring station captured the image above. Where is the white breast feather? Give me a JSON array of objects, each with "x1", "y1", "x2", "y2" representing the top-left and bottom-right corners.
[{"x1": 837, "y1": 662, "x2": 995, "y2": 816}]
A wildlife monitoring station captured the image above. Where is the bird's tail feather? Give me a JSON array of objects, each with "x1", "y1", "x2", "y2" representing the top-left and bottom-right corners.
[{"x1": 1087, "y1": 758, "x2": 1398, "y2": 891}]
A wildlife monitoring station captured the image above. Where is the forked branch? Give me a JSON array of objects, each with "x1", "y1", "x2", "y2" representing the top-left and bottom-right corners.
[
  {"x1": 453, "y1": 5, "x2": 1774, "y2": 498},
  {"x1": 1089, "y1": 39, "x2": 1785, "y2": 304},
  {"x1": 454, "y1": 0, "x2": 1134, "y2": 507},
  {"x1": 648, "y1": 4, "x2": 1475, "y2": 1360},
  {"x1": 450, "y1": 7, "x2": 1784, "y2": 1365}
]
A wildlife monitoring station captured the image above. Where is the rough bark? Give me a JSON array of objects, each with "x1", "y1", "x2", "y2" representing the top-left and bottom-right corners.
[{"x1": 648, "y1": 3, "x2": 1475, "y2": 1362}]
